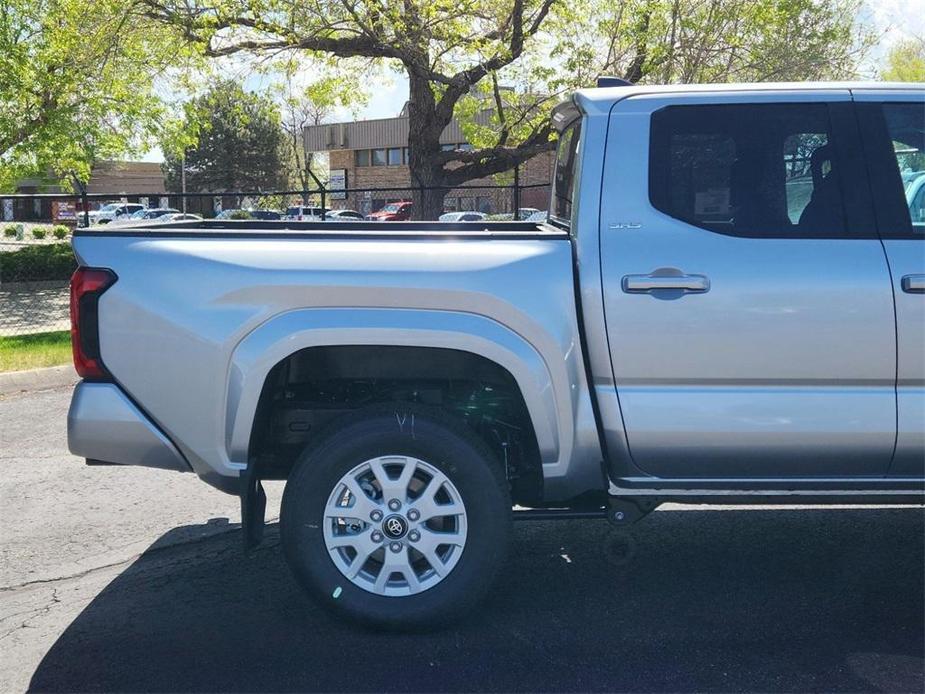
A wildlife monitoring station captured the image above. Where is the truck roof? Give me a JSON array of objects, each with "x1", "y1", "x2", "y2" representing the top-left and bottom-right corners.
[{"x1": 559, "y1": 81, "x2": 925, "y2": 119}]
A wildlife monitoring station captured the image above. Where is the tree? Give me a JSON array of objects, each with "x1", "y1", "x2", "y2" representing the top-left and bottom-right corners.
[
  {"x1": 281, "y1": 82, "x2": 331, "y2": 198},
  {"x1": 162, "y1": 80, "x2": 287, "y2": 192},
  {"x1": 559, "y1": 0, "x2": 872, "y2": 85},
  {"x1": 0, "y1": 0, "x2": 184, "y2": 191},
  {"x1": 880, "y1": 38, "x2": 925, "y2": 82},
  {"x1": 276, "y1": 67, "x2": 367, "y2": 198},
  {"x1": 141, "y1": 0, "x2": 872, "y2": 218}
]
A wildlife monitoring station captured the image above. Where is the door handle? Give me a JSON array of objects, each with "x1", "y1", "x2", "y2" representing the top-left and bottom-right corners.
[
  {"x1": 901, "y1": 275, "x2": 925, "y2": 293},
  {"x1": 622, "y1": 272, "x2": 710, "y2": 293}
]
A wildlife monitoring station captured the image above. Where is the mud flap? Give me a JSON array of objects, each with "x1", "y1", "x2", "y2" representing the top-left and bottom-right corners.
[{"x1": 240, "y1": 460, "x2": 266, "y2": 552}]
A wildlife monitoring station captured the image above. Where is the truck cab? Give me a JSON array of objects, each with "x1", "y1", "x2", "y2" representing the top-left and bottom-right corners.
[{"x1": 558, "y1": 82, "x2": 925, "y2": 488}]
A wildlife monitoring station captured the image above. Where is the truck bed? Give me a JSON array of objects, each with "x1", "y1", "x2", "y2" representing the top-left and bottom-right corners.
[{"x1": 68, "y1": 224, "x2": 599, "y2": 500}]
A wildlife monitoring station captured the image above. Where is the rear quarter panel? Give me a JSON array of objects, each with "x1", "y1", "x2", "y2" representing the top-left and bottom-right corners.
[{"x1": 72, "y1": 234, "x2": 604, "y2": 500}]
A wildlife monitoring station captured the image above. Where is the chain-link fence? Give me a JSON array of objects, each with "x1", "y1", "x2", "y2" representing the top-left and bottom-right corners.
[{"x1": 0, "y1": 182, "x2": 550, "y2": 337}]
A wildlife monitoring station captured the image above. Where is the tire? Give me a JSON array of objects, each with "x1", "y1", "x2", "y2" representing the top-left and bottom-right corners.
[{"x1": 280, "y1": 405, "x2": 512, "y2": 629}]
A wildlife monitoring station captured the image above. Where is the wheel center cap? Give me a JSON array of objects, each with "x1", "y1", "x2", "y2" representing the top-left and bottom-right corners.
[{"x1": 382, "y1": 514, "x2": 408, "y2": 539}]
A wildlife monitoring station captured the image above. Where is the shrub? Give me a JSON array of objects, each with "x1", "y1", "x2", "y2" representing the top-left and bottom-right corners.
[
  {"x1": 52, "y1": 225, "x2": 69, "y2": 239},
  {"x1": 0, "y1": 242, "x2": 76, "y2": 282},
  {"x1": 31, "y1": 226, "x2": 48, "y2": 239},
  {"x1": 3, "y1": 225, "x2": 16, "y2": 238},
  {"x1": 228, "y1": 209, "x2": 253, "y2": 220}
]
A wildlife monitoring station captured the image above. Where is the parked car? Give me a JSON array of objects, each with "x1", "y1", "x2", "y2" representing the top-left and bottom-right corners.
[
  {"x1": 141, "y1": 207, "x2": 180, "y2": 221},
  {"x1": 84, "y1": 202, "x2": 145, "y2": 226},
  {"x1": 904, "y1": 170, "x2": 925, "y2": 229},
  {"x1": 215, "y1": 208, "x2": 281, "y2": 220},
  {"x1": 366, "y1": 201, "x2": 412, "y2": 221},
  {"x1": 524, "y1": 210, "x2": 548, "y2": 223},
  {"x1": 324, "y1": 209, "x2": 366, "y2": 221},
  {"x1": 111, "y1": 208, "x2": 179, "y2": 226},
  {"x1": 159, "y1": 213, "x2": 203, "y2": 222},
  {"x1": 439, "y1": 211, "x2": 487, "y2": 222},
  {"x1": 283, "y1": 206, "x2": 328, "y2": 221},
  {"x1": 484, "y1": 208, "x2": 542, "y2": 221},
  {"x1": 66, "y1": 82, "x2": 925, "y2": 629}
]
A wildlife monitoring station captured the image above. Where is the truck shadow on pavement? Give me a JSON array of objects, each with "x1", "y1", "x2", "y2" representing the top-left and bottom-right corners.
[{"x1": 28, "y1": 507, "x2": 924, "y2": 693}]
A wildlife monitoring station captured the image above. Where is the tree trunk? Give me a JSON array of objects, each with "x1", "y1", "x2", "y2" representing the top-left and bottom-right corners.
[{"x1": 406, "y1": 73, "x2": 449, "y2": 220}]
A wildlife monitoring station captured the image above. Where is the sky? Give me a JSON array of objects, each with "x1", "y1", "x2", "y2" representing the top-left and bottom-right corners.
[{"x1": 140, "y1": 0, "x2": 923, "y2": 163}]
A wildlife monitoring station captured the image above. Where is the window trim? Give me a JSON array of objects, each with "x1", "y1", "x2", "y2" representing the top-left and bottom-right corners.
[{"x1": 646, "y1": 101, "x2": 877, "y2": 240}]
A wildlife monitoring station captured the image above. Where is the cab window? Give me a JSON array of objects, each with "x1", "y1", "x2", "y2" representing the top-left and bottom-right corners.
[{"x1": 551, "y1": 121, "x2": 581, "y2": 227}]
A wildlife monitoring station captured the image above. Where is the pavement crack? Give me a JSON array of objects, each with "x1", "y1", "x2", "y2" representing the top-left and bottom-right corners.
[
  {"x1": 0, "y1": 519, "x2": 279, "y2": 593},
  {"x1": 0, "y1": 589, "x2": 61, "y2": 642}
]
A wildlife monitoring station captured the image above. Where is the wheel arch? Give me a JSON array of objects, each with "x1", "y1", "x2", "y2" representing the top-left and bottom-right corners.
[{"x1": 224, "y1": 308, "x2": 562, "y2": 475}]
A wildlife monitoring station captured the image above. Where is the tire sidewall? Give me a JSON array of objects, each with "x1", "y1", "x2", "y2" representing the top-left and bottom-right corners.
[{"x1": 281, "y1": 409, "x2": 511, "y2": 628}]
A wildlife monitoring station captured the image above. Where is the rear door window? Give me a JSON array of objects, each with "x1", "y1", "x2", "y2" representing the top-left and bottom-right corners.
[{"x1": 649, "y1": 103, "x2": 852, "y2": 238}]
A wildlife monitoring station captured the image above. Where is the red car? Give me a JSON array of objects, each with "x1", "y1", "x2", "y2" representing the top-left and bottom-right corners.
[{"x1": 366, "y1": 200, "x2": 413, "y2": 221}]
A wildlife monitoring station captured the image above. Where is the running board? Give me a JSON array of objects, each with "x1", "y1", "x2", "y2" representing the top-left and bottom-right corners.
[
  {"x1": 609, "y1": 479, "x2": 925, "y2": 496},
  {"x1": 513, "y1": 508, "x2": 608, "y2": 521}
]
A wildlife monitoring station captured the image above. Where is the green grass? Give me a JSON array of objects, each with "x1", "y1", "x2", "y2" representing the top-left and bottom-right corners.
[{"x1": 0, "y1": 330, "x2": 72, "y2": 372}]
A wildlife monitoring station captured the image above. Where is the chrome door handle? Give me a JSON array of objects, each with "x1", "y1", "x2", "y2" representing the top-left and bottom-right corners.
[
  {"x1": 622, "y1": 272, "x2": 710, "y2": 293},
  {"x1": 901, "y1": 275, "x2": 925, "y2": 293}
]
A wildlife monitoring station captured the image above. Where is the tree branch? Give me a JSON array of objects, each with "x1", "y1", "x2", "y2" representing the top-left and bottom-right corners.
[
  {"x1": 432, "y1": 0, "x2": 556, "y2": 125},
  {"x1": 138, "y1": 1, "x2": 405, "y2": 60},
  {"x1": 441, "y1": 124, "x2": 553, "y2": 186}
]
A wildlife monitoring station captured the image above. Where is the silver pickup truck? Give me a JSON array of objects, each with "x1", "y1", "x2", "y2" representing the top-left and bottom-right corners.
[{"x1": 68, "y1": 82, "x2": 924, "y2": 627}]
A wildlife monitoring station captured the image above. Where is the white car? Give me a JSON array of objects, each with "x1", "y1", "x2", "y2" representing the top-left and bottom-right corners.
[
  {"x1": 159, "y1": 213, "x2": 203, "y2": 222},
  {"x1": 110, "y1": 208, "x2": 180, "y2": 226},
  {"x1": 85, "y1": 203, "x2": 145, "y2": 226},
  {"x1": 324, "y1": 209, "x2": 365, "y2": 221},
  {"x1": 283, "y1": 205, "x2": 328, "y2": 221},
  {"x1": 439, "y1": 211, "x2": 487, "y2": 222}
]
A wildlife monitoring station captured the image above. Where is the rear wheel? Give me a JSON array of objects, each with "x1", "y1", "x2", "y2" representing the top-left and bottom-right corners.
[{"x1": 280, "y1": 407, "x2": 511, "y2": 628}]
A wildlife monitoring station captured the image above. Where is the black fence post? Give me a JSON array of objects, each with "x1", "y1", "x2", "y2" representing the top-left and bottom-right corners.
[
  {"x1": 513, "y1": 165, "x2": 521, "y2": 218},
  {"x1": 77, "y1": 181, "x2": 90, "y2": 227},
  {"x1": 305, "y1": 169, "x2": 327, "y2": 220}
]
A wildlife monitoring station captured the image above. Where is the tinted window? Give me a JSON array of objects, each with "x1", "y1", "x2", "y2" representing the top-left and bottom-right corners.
[
  {"x1": 649, "y1": 104, "x2": 846, "y2": 237},
  {"x1": 355, "y1": 149, "x2": 370, "y2": 167},
  {"x1": 551, "y1": 120, "x2": 581, "y2": 225},
  {"x1": 387, "y1": 148, "x2": 402, "y2": 165},
  {"x1": 884, "y1": 102, "x2": 925, "y2": 235},
  {"x1": 371, "y1": 149, "x2": 386, "y2": 166}
]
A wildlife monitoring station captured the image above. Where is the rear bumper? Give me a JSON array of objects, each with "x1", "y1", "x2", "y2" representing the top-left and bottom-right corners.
[{"x1": 67, "y1": 382, "x2": 191, "y2": 473}]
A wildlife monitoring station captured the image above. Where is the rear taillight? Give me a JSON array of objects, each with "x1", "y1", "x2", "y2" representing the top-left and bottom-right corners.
[{"x1": 70, "y1": 267, "x2": 117, "y2": 380}]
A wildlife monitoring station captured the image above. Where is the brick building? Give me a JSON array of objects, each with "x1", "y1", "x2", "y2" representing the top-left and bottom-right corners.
[
  {"x1": 9, "y1": 161, "x2": 167, "y2": 221},
  {"x1": 303, "y1": 108, "x2": 554, "y2": 216}
]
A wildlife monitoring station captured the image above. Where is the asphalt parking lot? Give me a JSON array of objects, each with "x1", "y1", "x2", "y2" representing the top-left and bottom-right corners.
[{"x1": 1, "y1": 385, "x2": 923, "y2": 693}]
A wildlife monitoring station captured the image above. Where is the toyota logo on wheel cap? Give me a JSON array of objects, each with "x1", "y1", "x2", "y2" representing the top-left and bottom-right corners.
[{"x1": 383, "y1": 514, "x2": 408, "y2": 539}]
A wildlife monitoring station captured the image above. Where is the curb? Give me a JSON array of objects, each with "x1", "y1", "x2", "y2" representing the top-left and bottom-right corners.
[{"x1": 0, "y1": 364, "x2": 77, "y2": 396}]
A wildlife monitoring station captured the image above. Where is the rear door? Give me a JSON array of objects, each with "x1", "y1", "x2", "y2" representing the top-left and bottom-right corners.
[
  {"x1": 855, "y1": 92, "x2": 925, "y2": 477},
  {"x1": 599, "y1": 91, "x2": 896, "y2": 479}
]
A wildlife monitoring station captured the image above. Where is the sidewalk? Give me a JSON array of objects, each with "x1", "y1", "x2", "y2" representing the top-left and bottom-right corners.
[{"x1": 0, "y1": 364, "x2": 77, "y2": 396}]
